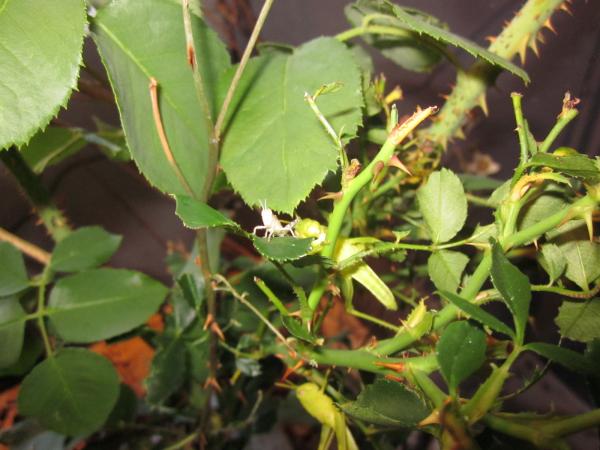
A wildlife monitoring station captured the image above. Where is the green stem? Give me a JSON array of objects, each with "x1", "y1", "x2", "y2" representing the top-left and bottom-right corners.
[
  {"x1": 550, "y1": 408, "x2": 600, "y2": 437},
  {"x1": 539, "y1": 108, "x2": 579, "y2": 153},
  {"x1": 466, "y1": 193, "x2": 496, "y2": 208},
  {"x1": 483, "y1": 415, "x2": 561, "y2": 448},
  {"x1": 335, "y1": 24, "x2": 412, "y2": 42},
  {"x1": 532, "y1": 282, "x2": 600, "y2": 299},
  {"x1": 0, "y1": 148, "x2": 71, "y2": 241},
  {"x1": 503, "y1": 194, "x2": 596, "y2": 250},
  {"x1": 347, "y1": 307, "x2": 400, "y2": 332},
  {"x1": 254, "y1": 277, "x2": 290, "y2": 316},
  {"x1": 511, "y1": 93, "x2": 530, "y2": 165},
  {"x1": 213, "y1": 0, "x2": 276, "y2": 142},
  {"x1": 37, "y1": 266, "x2": 54, "y2": 357},
  {"x1": 375, "y1": 250, "x2": 492, "y2": 356},
  {"x1": 462, "y1": 348, "x2": 521, "y2": 424},
  {"x1": 307, "y1": 107, "x2": 437, "y2": 310}
]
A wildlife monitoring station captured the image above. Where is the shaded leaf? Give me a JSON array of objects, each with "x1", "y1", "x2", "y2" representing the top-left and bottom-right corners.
[
  {"x1": 439, "y1": 290, "x2": 514, "y2": 338},
  {"x1": 555, "y1": 299, "x2": 600, "y2": 343},
  {"x1": 436, "y1": 321, "x2": 487, "y2": 390},
  {"x1": 282, "y1": 316, "x2": 319, "y2": 344},
  {"x1": 525, "y1": 342, "x2": 597, "y2": 375},
  {"x1": 50, "y1": 226, "x2": 122, "y2": 272},
  {"x1": 20, "y1": 127, "x2": 86, "y2": 173},
  {"x1": 0, "y1": 297, "x2": 27, "y2": 368},
  {"x1": 220, "y1": 37, "x2": 363, "y2": 213},
  {"x1": 93, "y1": 0, "x2": 230, "y2": 197},
  {"x1": 385, "y1": 1, "x2": 529, "y2": 82},
  {"x1": 0, "y1": 0, "x2": 86, "y2": 149},
  {"x1": 175, "y1": 195, "x2": 238, "y2": 229},
  {"x1": 342, "y1": 378, "x2": 430, "y2": 427},
  {"x1": 18, "y1": 349, "x2": 120, "y2": 436},
  {"x1": 428, "y1": 250, "x2": 469, "y2": 293},
  {"x1": 490, "y1": 243, "x2": 531, "y2": 342},
  {"x1": 560, "y1": 240, "x2": 600, "y2": 291},
  {"x1": 459, "y1": 174, "x2": 504, "y2": 192},
  {"x1": 0, "y1": 242, "x2": 29, "y2": 296},
  {"x1": 253, "y1": 237, "x2": 313, "y2": 262},
  {"x1": 145, "y1": 338, "x2": 186, "y2": 405},
  {"x1": 48, "y1": 268, "x2": 167, "y2": 343},
  {"x1": 417, "y1": 169, "x2": 467, "y2": 243},
  {"x1": 345, "y1": 1, "x2": 443, "y2": 73}
]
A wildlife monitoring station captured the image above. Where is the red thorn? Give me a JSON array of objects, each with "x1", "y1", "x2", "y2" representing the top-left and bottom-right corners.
[{"x1": 187, "y1": 45, "x2": 195, "y2": 69}]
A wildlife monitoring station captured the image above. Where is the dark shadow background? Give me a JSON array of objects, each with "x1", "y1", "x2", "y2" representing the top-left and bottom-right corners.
[{"x1": 1, "y1": 1, "x2": 599, "y2": 448}]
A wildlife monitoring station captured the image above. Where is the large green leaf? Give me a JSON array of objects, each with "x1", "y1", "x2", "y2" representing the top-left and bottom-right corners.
[
  {"x1": 342, "y1": 378, "x2": 430, "y2": 427},
  {"x1": 560, "y1": 240, "x2": 600, "y2": 291},
  {"x1": 0, "y1": 242, "x2": 29, "y2": 296},
  {"x1": 0, "y1": 0, "x2": 86, "y2": 149},
  {"x1": 385, "y1": 1, "x2": 529, "y2": 83},
  {"x1": 416, "y1": 169, "x2": 467, "y2": 243},
  {"x1": 18, "y1": 349, "x2": 120, "y2": 436},
  {"x1": 439, "y1": 290, "x2": 514, "y2": 338},
  {"x1": 345, "y1": 1, "x2": 443, "y2": 73},
  {"x1": 490, "y1": 243, "x2": 531, "y2": 342},
  {"x1": 175, "y1": 195, "x2": 239, "y2": 229},
  {"x1": 50, "y1": 226, "x2": 122, "y2": 272},
  {"x1": 0, "y1": 296, "x2": 26, "y2": 368},
  {"x1": 47, "y1": 268, "x2": 167, "y2": 342},
  {"x1": 220, "y1": 37, "x2": 363, "y2": 213},
  {"x1": 427, "y1": 250, "x2": 469, "y2": 293},
  {"x1": 555, "y1": 299, "x2": 600, "y2": 343},
  {"x1": 436, "y1": 321, "x2": 486, "y2": 391},
  {"x1": 92, "y1": 0, "x2": 230, "y2": 197}
]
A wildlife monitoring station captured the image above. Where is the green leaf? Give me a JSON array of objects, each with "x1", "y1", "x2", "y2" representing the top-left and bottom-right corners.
[
  {"x1": 538, "y1": 243, "x2": 567, "y2": 284},
  {"x1": 92, "y1": 0, "x2": 230, "y2": 197},
  {"x1": 560, "y1": 240, "x2": 600, "y2": 291},
  {"x1": 18, "y1": 349, "x2": 120, "y2": 436},
  {"x1": 555, "y1": 299, "x2": 600, "y2": 343},
  {"x1": 518, "y1": 183, "x2": 569, "y2": 233},
  {"x1": 428, "y1": 250, "x2": 469, "y2": 293},
  {"x1": 342, "y1": 378, "x2": 430, "y2": 427},
  {"x1": 459, "y1": 174, "x2": 504, "y2": 192},
  {"x1": 436, "y1": 321, "x2": 487, "y2": 390},
  {"x1": 252, "y1": 237, "x2": 313, "y2": 262},
  {"x1": 0, "y1": 242, "x2": 29, "y2": 296},
  {"x1": 0, "y1": 0, "x2": 86, "y2": 149},
  {"x1": 416, "y1": 169, "x2": 467, "y2": 243},
  {"x1": 525, "y1": 342, "x2": 597, "y2": 375},
  {"x1": 47, "y1": 268, "x2": 167, "y2": 343},
  {"x1": 220, "y1": 37, "x2": 363, "y2": 213},
  {"x1": 490, "y1": 243, "x2": 531, "y2": 342},
  {"x1": 345, "y1": 1, "x2": 443, "y2": 73},
  {"x1": 0, "y1": 296, "x2": 26, "y2": 368},
  {"x1": 145, "y1": 338, "x2": 186, "y2": 405},
  {"x1": 20, "y1": 127, "x2": 86, "y2": 173},
  {"x1": 526, "y1": 153, "x2": 600, "y2": 182},
  {"x1": 439, "y1": 291, "x2": 515, "y2": 338},
  {"x1": 0, "y1": 334, "x2": 43, "y2": 377},
  {"x1": 175, "y1": 195, "x2": 238, "y2": 229},
  {"x1": 385, "y1": 1, "x2": 529, "y2": 83},
  {"x1": 50, "y1": 226, "x2": 122, "y2": 272},
  {"x1": 281, "y1": 316, "x2": 320, "y2": 344}
]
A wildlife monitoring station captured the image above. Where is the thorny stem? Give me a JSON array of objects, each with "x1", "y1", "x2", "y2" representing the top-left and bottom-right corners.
[
  {"x1": 307, "y1": 107, "x2": 437, "y2": 310},
  {"x1": 511, "y1": 93, "x2": 530, "y2": 166},
  {"x1": 213, "y1": 0, "x2": 276, "y2": 142},
  {"x1": 0, "y1": 227, "x2": 51, "y2": 265},
  {"x1": 0, "y1": 148, "x2": 71, "y2": 242},
  {"x1": 422, "y1": 0, "x2": 567, "y2": 147}
]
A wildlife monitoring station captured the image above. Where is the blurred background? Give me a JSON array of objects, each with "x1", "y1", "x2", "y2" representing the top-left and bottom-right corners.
[{"x1": 1, "y1": 1, "x2": 599, "y2": 448}]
